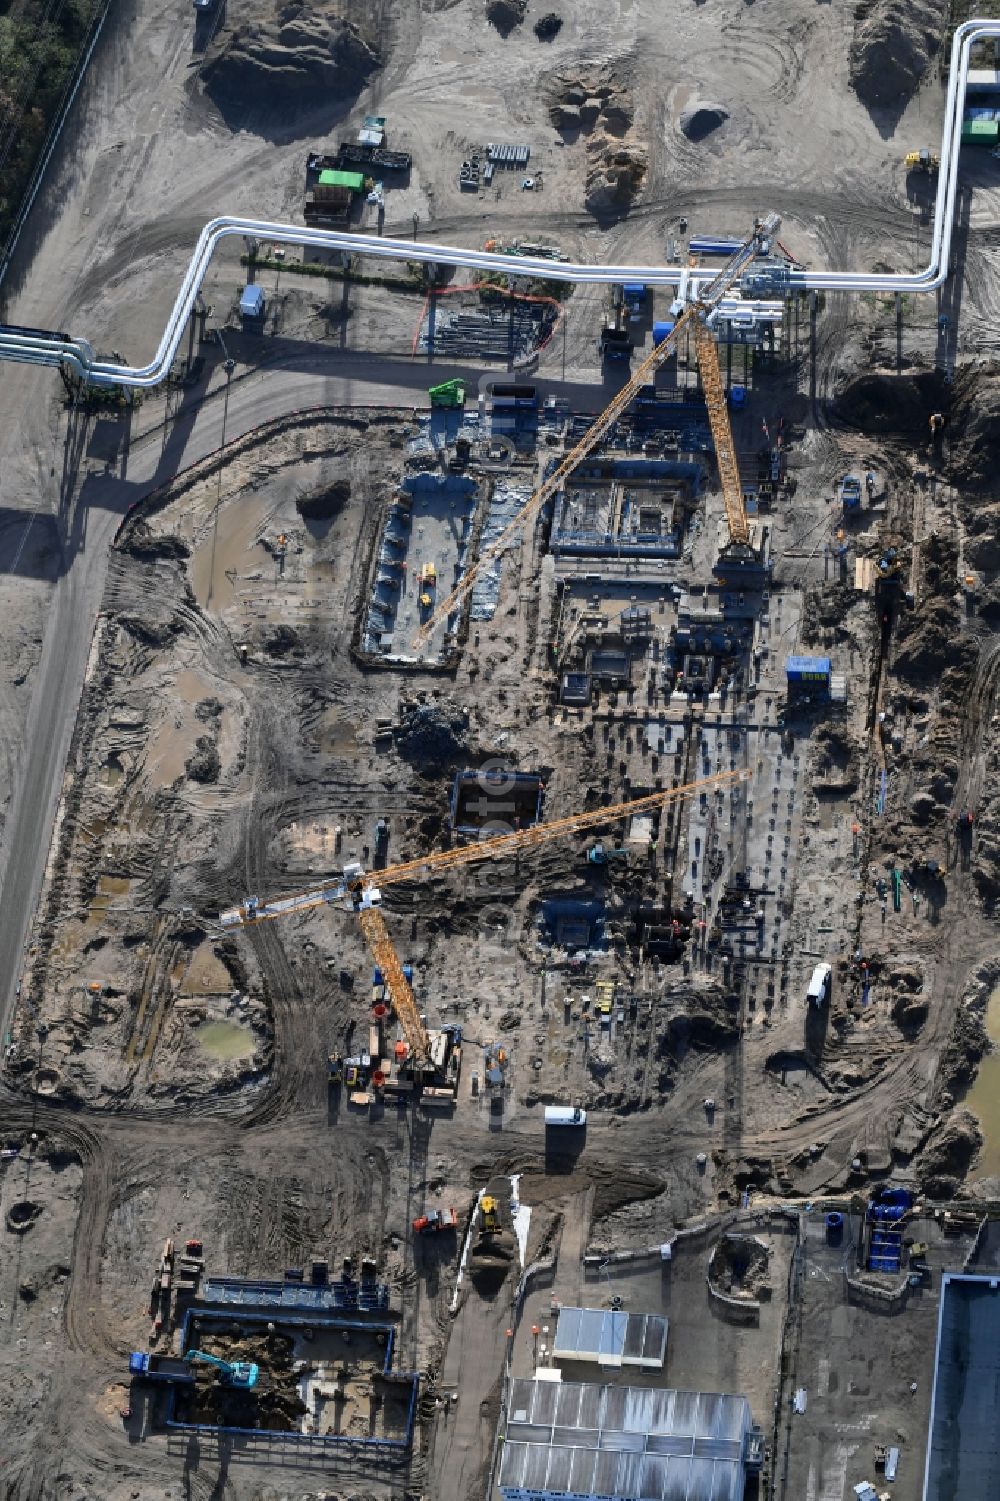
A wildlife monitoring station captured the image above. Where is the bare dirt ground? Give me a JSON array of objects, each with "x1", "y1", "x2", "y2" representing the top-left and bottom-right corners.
[{"x1": 2, "y1": 0, "x2": 1000, "y2": 1498}]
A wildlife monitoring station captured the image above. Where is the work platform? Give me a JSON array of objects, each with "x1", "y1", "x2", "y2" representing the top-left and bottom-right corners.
[{"x1": 203, "y1": 1273, "x2": 390, "y2": 1313}]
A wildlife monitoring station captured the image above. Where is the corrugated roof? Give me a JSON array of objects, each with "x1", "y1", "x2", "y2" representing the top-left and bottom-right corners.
[
  {"x1": 924, "y1": 1273, "x2": 1000, "y2": 1500},
  {"x1": 553, "y1": 1305, "x2": 667, "y2": 1367},
  {"x1": 499, "y1": 1377, "x2": 751, "y2": 1501}
]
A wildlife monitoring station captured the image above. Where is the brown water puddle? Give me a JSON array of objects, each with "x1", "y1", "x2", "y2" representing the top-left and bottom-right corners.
[
  {"x1": 967, "y1": 984, "x2": 1000, "y2": 1178},
  {"x1": 189, "y1": 494, "x2": 272, "y2": 612}
]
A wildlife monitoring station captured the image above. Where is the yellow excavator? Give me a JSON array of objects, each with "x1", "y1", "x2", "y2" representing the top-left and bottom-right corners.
[{"x1": 480, "y1": 1195, "x2": 501, "y2": 1234}]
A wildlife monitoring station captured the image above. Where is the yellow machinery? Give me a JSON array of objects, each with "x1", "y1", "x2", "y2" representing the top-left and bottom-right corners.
[
  {"x1": 905, "y1": 149, "x2": 939, "y2": 173},
  {"x1": 221, "y1": 770, "x2": 747, "y2": 1075},
  {"x1": 410, "y1": 215, "x2": 779, "y2": 648},
  {"x1": 692, "y1": 317, "x2": 750, "y2": 548},
  {"x1": 480, "y1": 1195, "x2": 501, "y2": 1233},
  {"x1": 419, "y1": 560, "x2": 436, "y2": 612}
]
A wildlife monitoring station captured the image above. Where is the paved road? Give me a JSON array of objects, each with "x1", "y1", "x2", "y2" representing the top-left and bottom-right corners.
[{"x1": 0, "y1": 358, "x2": 399, "y2": 1042}]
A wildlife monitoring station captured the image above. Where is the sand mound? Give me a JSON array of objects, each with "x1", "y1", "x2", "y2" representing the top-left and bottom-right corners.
[
  {"x1": 546, "y1": 65, "x2": 645, "y2": 214},
  {"x1": 202, "y1": 1, "x2": 380, "y2": 110},
  {"x1": 585, "y1": 134, "x2": 647, "y2": 213},
  {"x1": 849, "y1": 0, "x2": 944, "y2": 111}
]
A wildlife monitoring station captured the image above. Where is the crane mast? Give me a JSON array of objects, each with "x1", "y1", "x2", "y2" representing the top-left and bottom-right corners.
[
  {"x1": 411, "y1": 214, "x2": 778, "y2": 648},
  {"x1": 356, "y1": 904, "x2": 431, "y2": 1064},
  {"x1": 372, "y1": 772, "x2": 746, "y2": 890},
  {"x1": 693, "y1": 319, "x2": 750, "y2": 548},
  {"x1": 222, "y1": 770, "x2": 748, "y2": 1093},
  {"x1": 221, "y1": 771, "x2": 745, "y2": 930}
]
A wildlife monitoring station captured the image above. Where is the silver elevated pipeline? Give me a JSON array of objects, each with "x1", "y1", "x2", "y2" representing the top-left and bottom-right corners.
[{"x1": 0, "y1": 19, "x2": 994, "y2": 387}]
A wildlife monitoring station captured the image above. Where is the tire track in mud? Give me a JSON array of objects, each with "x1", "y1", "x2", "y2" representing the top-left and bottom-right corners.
[{"x1": 956, "y1": 637, "x2": 1000, "y2": 812}]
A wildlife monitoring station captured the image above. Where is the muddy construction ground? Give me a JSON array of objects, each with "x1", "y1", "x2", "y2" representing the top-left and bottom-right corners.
[{"x1": 5, "y1": 1, "x2": 1000, "y2": 1500}]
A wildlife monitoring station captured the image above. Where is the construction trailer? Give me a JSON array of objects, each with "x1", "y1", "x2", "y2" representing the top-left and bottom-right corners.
[
  {"x1": 544, "y1": 1105, "x2": 587, "y2": 1128},
  {"x1": 239, "y1": 286, "x2": 265, "y2": 327},
  {"x1": 429, "y1": 379, "x2": 465, "y2": 408},
  {"x1": 961, "y1": 114, "x2": 1000, "y2": 146},
  {"x1": 806, "y1": 963, "x2": 832, "y2": 1007},
  {"x1": 785, "y1": 655, "x2": 832, "y2": 699}
]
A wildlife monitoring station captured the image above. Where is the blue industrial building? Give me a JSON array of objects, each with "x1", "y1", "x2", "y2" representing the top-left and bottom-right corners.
[{"x1": 923, "y1": 1272, "x2": 1000, "y2": 1500}]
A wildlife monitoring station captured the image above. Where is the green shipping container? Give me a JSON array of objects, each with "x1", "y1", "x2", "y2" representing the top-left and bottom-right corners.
[
  {"x1": 962, "y1": 119, "x2": 999, "y2": 145},
  {"x1": 317, "y1": 169, "x2": 366, "y2": 192}
]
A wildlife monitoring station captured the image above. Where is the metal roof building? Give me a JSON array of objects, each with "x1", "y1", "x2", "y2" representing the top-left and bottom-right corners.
[
  {"x1": 499, "y1": 1376, "x2": 753, "y2": 1501},
  {"x1": 923, "y1": 1272, "x2": 1000, "y2": 1500},
  {"x1": 553, "y1": 1306, "x2": 668, "y2": 1369}
]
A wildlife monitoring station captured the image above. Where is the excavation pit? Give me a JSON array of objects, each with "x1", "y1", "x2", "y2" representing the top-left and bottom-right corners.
[
  {"x1": 450, "y1": 768, "x2": 544, "y2": 834},
  {"x1": 6, "y1": 1200, "x2": 42, "y2": 1233},
  {"x1": 165, "y1": 1307, "x2": 418, "y2": 1451}
]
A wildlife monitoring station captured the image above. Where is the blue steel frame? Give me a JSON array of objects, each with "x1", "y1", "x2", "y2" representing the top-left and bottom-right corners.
[{"x1": 165, "y1": 1308, "x2": 419, "y2": 1452}]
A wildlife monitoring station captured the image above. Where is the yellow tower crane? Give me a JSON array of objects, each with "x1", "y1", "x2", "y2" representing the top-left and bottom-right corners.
[
  {"x1": 220, "y1": 769, "x2": 748, "y2": 1077},
  {"x1": 411, "y1": 215, "x2": 778, "y2": 648},
  {"x1": 692, "y1": 318, "x2": 750, "y2": 548}
]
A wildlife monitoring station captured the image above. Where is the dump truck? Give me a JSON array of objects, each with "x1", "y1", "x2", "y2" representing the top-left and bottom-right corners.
[
  {"x1": 838, "y1": 474, "x2": 862, "y2": 512},
  {"x1": 413, "y1": 1207, "x2": 458, "y2": 1235},
  {"x1": 129, "y1": 1351, "x2": 196, "y2": 1385}
]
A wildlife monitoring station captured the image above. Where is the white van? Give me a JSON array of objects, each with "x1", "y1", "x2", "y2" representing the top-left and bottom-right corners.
[
  {"x1": 807, "y1": 963, "x2": 832, "y2": 1007},
  {"x1": 544, "y1": 1105, "x2": 587, "y2": 1127}
]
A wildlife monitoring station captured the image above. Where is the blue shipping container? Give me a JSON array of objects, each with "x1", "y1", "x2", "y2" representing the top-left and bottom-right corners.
[
  {"x1": 786, "y1": 655, "x2": 831, "y2": 682},
  {"x1": 622, "y1": 282, "x2": 647, "y2": 299},
  {"x1": 688, "y1": 236, "x2": 743, "y2": 256}
]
